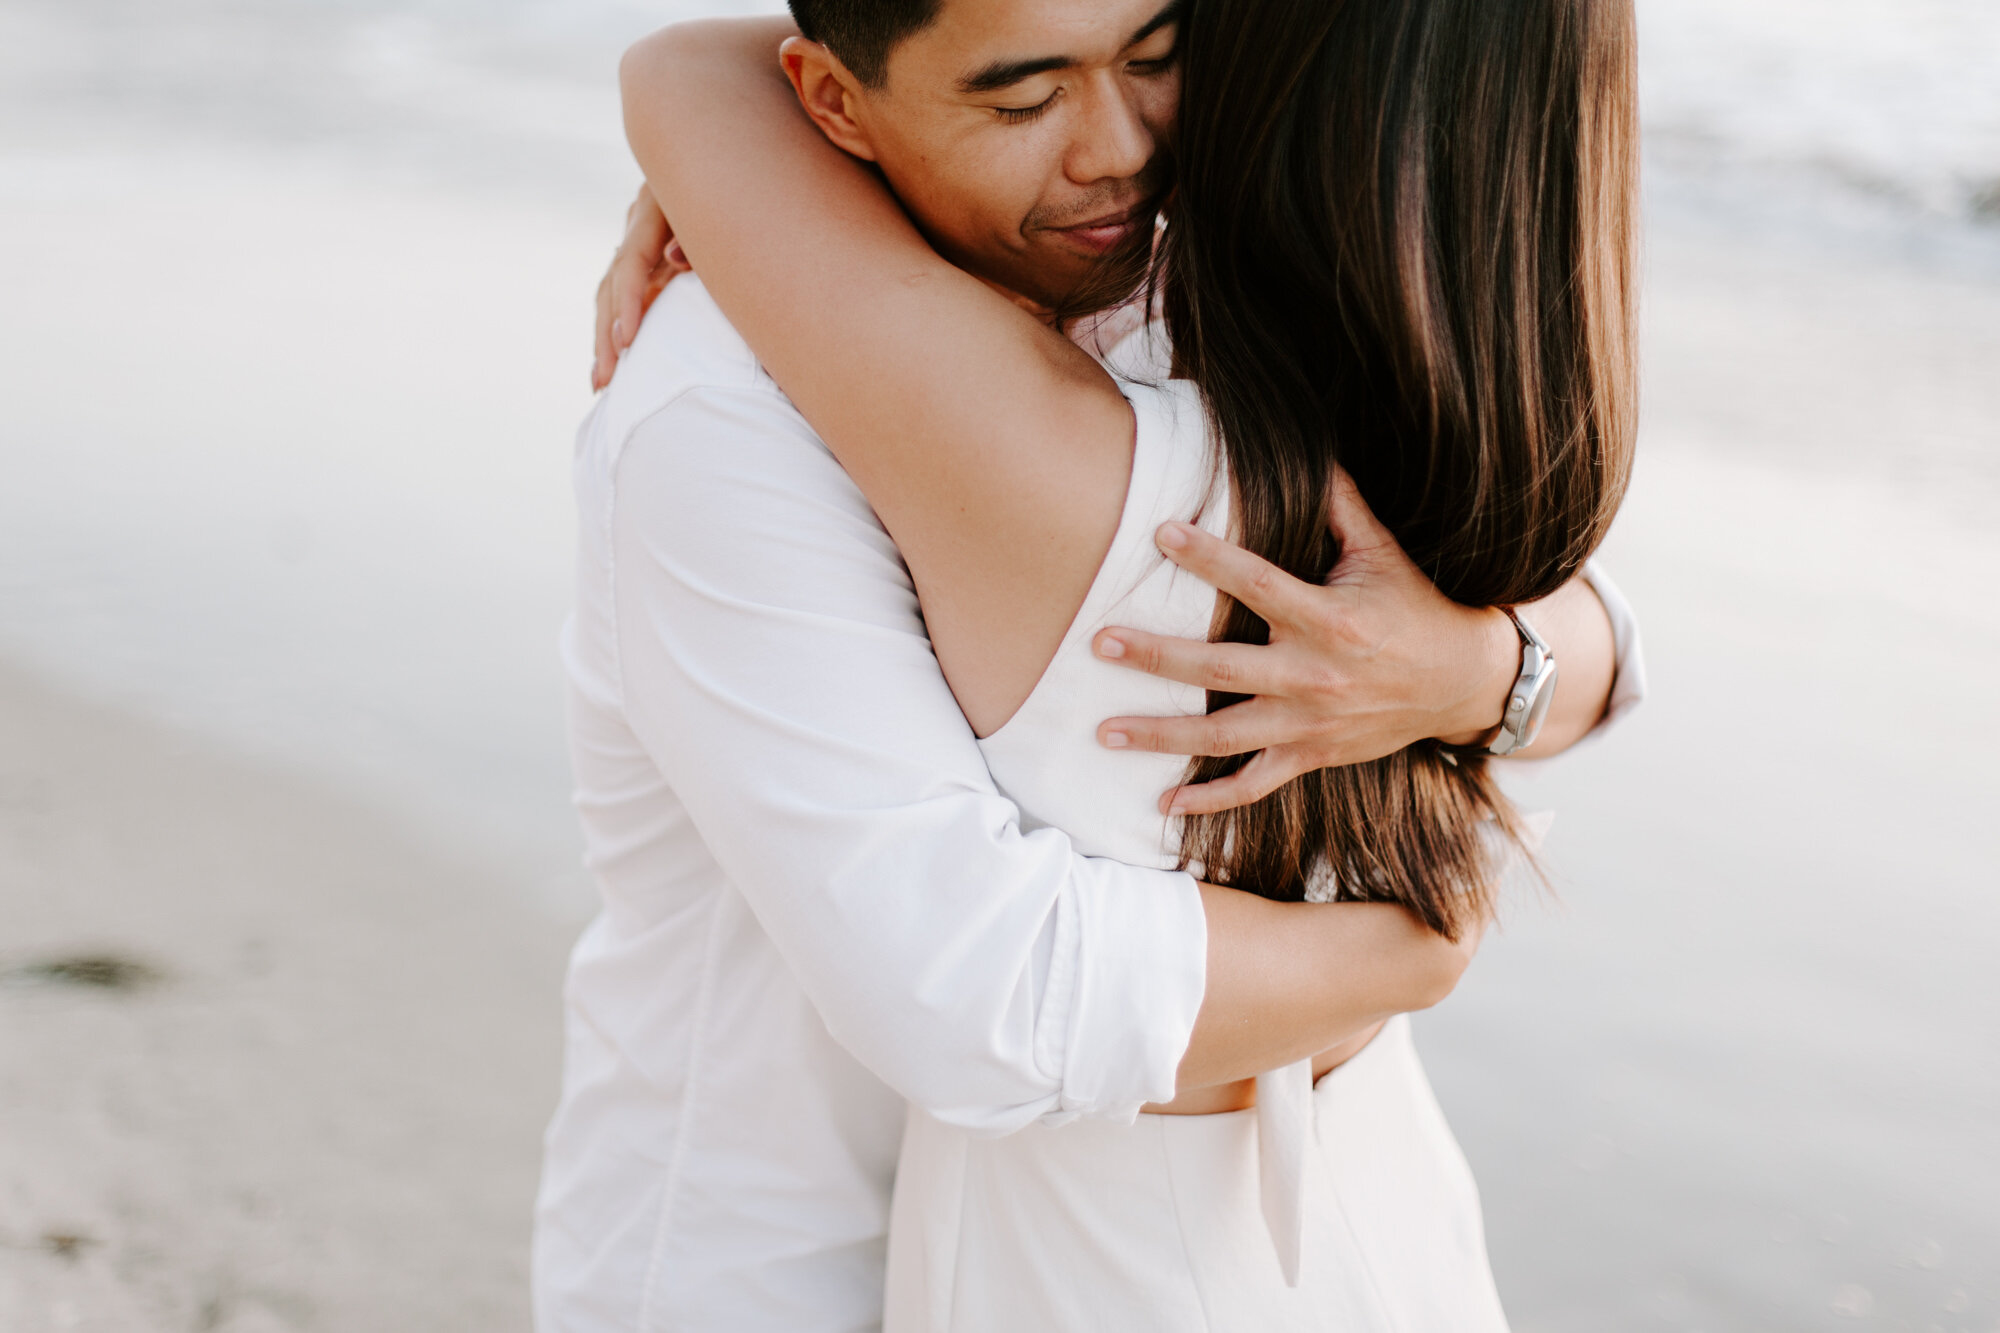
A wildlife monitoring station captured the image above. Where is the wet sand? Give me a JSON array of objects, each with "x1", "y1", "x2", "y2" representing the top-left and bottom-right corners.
[{"x1": 0, "y1": 661, "x2": 571, "y2": 1331}]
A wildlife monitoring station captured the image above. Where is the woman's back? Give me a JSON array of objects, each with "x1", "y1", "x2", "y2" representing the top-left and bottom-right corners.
[
  {"x1": 974, "y1": 363, "x2": 1218, "y2": 871},
  {"x1": 885, "y1": 352, "x2": 1511, "y2": 1333}
]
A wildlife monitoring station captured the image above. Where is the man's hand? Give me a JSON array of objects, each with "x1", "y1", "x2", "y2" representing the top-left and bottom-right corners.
[
  {"x1": 591, "y1": 184, "x2": 691, "y2": 391},
  {"x1": 1092, "y1": 473, "x2": 1521, "y2": 816}
]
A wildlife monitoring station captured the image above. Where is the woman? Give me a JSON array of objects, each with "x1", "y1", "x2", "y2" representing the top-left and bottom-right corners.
[{"x1": 614, "y1": 0, "x2": 1636, "y2": 1324}]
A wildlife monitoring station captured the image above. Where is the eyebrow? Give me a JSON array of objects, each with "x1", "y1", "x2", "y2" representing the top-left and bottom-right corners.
[{"x1": 955, "y1": 0, "x2": 1184, "y2": 95}]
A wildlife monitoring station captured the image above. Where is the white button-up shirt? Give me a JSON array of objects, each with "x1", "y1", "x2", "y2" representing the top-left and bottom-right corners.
[{"x1": 533, "y1": 280, "x2": 1209, "y2": 1333}]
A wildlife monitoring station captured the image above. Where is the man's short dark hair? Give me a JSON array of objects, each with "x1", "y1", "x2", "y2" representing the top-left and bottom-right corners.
[{"x1": 789, "y1": 0, "x2": 941, "y2": 87}]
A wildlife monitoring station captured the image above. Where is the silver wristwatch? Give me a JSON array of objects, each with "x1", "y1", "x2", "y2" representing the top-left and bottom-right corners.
[{"x1": 1486, "y1": 607, "x2": 1558, "y2": 757}]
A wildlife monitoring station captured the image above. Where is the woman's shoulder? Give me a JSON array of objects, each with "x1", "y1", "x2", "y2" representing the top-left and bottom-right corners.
[
  {"x1": 1096, "y1": 316, "x2": 1176, "y2": 384},
  {"x1": 1103, "y1": 323, "x2": 1215, "y2": 525}
]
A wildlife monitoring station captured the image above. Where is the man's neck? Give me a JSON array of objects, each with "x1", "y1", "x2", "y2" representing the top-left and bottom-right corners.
[
  {"x1": 971, "y1": 271, "x2": 1151, "y2": 364},
  {"x1": 972, "y1": 272, "x2": 1061, "y2": 326},
  {"x1": 1065, "y1": 295, "x2": 1153, "y2": 364}
]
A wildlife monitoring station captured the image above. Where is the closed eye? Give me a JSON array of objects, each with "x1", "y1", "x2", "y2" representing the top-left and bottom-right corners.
[
  {"x1": 995, "y1": 90, "x2": 1061, "y2": 124},
  {"x1": 1125, "y1": 14, "x2": 1181, "y2": 76}
]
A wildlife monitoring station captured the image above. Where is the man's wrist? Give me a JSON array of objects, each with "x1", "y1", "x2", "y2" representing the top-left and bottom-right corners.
[{"x1": 1434, "y1": 605, "x2": 1518, "y2": 747}]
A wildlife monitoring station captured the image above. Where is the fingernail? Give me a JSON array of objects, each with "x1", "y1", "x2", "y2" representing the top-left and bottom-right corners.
[
  {"x1": 1167, "y1": 800, "x2": 1188, "y2": 817},
  {"x1": 1102, "y1": 730, "x2": 1130, "y2": 749},
  {"x1": 613, "y1": 319, "x2": 625, "y2": 344},
  {"x1": 1157, "y1": 523, "x2": 1189, "y2": 551},
  {"x1": 1095, "y1": 635, "x2": 1126, "y2": 659},
  {"x1": 665, "y1": 239, "x2": 687, "y2": 266}
]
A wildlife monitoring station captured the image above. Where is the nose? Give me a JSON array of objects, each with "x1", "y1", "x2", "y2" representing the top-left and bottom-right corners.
[{"x1": 1064, "y1": 71, "x2": 1157, "y2": 187}]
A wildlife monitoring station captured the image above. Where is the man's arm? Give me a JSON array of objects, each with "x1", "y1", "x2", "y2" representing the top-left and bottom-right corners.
[{"x1": 601, "y1": 370, "x2": 1467, "y2": 1129}]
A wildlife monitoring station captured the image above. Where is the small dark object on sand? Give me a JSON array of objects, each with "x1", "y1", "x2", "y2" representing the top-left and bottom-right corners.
[
  {"x1": 42, "y1": 1230, "x2": 98, "y2": 1261},
  {"x1": 1973, "y1": 178, "x2": 2000, "y2": 224},
  {"x1": 9, "y1": 953, "x2": 162, "y2": 991}
]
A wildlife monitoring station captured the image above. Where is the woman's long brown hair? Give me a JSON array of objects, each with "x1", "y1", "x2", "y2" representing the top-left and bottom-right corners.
[{"x1": 1163, "y1": 0, "x2": 1640, "y2": 937}]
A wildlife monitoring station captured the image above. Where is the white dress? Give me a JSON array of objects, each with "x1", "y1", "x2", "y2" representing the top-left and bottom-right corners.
[{"x1": 881, "y1": 353, "x2": 1512, "y2": 1332}]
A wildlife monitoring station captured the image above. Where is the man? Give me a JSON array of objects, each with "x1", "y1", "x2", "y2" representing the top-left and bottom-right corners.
[{"x1": 539, "y1": 2, "x2": 1644, "y2": 1329}]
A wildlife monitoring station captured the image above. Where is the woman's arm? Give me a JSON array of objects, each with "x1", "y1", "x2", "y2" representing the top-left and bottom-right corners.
[
  {"x1": 621, "y1": 20, "x2": 1134, "y2": 738},
  {"x1": 1172, "y1": 888, "x2": 1474, "y2": 1096}
]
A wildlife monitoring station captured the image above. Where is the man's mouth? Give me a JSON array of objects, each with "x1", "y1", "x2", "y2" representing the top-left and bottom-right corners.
[{"x1": 1046, "y1": 202, "x2": 1155, "y2": 256}]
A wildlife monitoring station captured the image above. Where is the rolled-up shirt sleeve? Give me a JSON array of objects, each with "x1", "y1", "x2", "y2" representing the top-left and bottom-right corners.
[{"x1": 602, "y1": 386, "x2": 1205, "y2": 1134}]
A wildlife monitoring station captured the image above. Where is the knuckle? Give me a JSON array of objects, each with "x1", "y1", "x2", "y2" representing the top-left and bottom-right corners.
[
  {"x1": 1309, "y1": 599, "x2": 1361, "y2": 646},
  {"x1": 1205, "y1": 657, "x2": 1239, "y2": 691},
  {"x1": 1333, "y1": 612, "x2": 1377, "y2": 652},
  {"x1": 1306, "y1": 604, "x2": 1345, "y2": 641},
  {"x1": 1300, "y1": 664, "x2": 1345, "y2": 702},
  {"x1": 1302, "y1": 738, "x2": 1344, "y2": 768}
]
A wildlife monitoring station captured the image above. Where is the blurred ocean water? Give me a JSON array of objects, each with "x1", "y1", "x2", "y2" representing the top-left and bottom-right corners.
[
  {"x1": 7, "y1": 0, "x2": 2000, "y2": 225},
  {"x1": 1640, "y1": 0, "x2": 2000, "y2": 225}
]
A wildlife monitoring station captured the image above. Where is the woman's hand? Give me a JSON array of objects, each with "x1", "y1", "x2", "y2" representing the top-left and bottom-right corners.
[{"x1": 591, "y1": 184, "x2": 691, "y2": 391}]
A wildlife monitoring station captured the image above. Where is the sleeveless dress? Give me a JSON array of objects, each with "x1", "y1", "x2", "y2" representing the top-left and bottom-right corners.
[{"x1": 880, "y1": 345, "x2": 1513, "y2": 1332}]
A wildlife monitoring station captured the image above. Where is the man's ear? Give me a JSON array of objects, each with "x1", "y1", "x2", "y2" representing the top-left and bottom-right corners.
[{"x1": 780, "y1": 37, "x2": 882, "y2": 163}]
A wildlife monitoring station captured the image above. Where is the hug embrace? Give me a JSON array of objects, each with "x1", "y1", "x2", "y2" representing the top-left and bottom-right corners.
[{"x1": 541, "y1": 0, "x2": 1645, "y2": 1328}]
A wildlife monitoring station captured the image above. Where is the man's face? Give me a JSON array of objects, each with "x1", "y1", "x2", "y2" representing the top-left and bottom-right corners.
[{"x1": 846, "y1": 0, "x2": 1181, "y2": 310}]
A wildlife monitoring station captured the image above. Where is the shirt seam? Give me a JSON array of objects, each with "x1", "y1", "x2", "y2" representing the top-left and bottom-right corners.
[
  {"x1": 637, "y1": 890, "x2": 732, "y2": 1332},
  {"x1": 1156, "y1": 1115, "x2": 1220, "y2": 1331},
  {"x1": 1031, "y1": 883, "x2": 1079, "y2": 1083},
  {"x1": 602, "y1": 388, "x2": 694, "y2": 711}
]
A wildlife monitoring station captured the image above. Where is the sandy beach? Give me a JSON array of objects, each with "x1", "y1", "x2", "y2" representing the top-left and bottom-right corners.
[
  {"x1": 3, "y1": 1, "x2": 1997, "y2": 1328},
  {"x1": 0, "y1": 661, "x2": 571, "y2": 1332}
]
